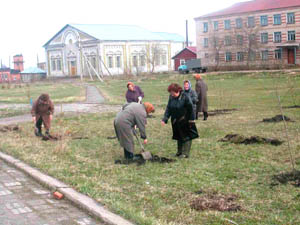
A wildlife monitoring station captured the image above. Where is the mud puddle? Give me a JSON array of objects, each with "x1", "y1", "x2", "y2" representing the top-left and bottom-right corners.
[
  {"x1": 262, "y1": 115, "x2": 293, "y2": 122},
  {"x1": 219, "y1": 134, "x2": 283, "y2": 146}
]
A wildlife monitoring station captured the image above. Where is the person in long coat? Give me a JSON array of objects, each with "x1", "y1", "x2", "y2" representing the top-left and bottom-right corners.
[
  {"x1": 161, "y1": 83, "x2": 199, "y2": 158},
  {"x1": 31, "y1": 93, "x2": 54, "y2": 136},
  {"x1": 114, "y1": 102, "x2": 155, "y2": 159},
  {"x1": 183, "y1": 80, "x2": 198, "y2": 118},
  {"x1": 125, "y1": 82, "x2": 144, "y2": 103},
  {"x1": 194, "y1": 74, "x2": 208, "y2": 120}
]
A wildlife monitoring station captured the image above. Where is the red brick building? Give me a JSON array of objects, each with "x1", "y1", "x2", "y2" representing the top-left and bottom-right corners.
[
  {"x1": 0, "y1": 55, "x2": 24, "y2": 83},
  {"x1": 172, "y1": 46, "x2": 197, "y2": 71},
  {"x1": 195, "y1": 0, "x2": 300, "y2": 70}
]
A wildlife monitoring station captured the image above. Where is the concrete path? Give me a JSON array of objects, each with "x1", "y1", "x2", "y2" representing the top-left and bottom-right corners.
[
  {"x1": 85, "y1": 86, "x2": 105, "y2": 104},
  {"x1": 0, "y1": 159, "x2": 103, "y2": 225}
]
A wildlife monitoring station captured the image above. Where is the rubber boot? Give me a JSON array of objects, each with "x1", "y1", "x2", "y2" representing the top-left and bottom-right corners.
[
  {"x1": 181, "y1": 140, "x2": 192, "y2": 158},
  {"x1": 35, "y1": 127, "x2": 42, "y2": 137},
  {"x1": 176, "y1": 141, "x2": 183, "y2": 157},
  {"x1": 203, "y1": 112, "x2": 208, "y2": 121}
]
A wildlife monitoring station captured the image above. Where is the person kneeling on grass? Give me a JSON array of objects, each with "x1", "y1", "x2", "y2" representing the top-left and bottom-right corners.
[
  {"x1": 161, "y1": 83, "x2": 199, "y2": 158},
  {"x1": 31, "y1": 93, "x2": 54, "y2": 137},
  {"x1": 114, "y1": 102, "x2": 155, "y2": 160}
]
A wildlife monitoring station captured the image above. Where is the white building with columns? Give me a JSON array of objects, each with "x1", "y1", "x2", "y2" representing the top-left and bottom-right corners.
[{"x1": 43, "y1": 24, "x2": 185, "y2": 77}]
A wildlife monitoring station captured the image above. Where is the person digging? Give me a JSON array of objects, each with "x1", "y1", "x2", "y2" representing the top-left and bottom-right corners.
[
  {"x1": 114, "y1": 102, "x2": 155, "y2": 161},
  {"x1": 31, "y1": 93, "x2": 54, "y2": 137}
]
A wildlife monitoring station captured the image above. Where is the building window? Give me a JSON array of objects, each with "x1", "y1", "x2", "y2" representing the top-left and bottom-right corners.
[
  {"x1": 288, "y1": 31, "x2": 296, "y2": 41},
  {"x1": 275, "y1": 49, "x2": 282, "y2": 59},
  {"x1": 287, "y1": 12, "x2": 295, "y2": 24},
  {"x1": 91, "y1": 57, "x2": 96, "y2": 69},
  {"x1": 132, "y1": 55, "x2": 138, "y2": 67},
  {"x1": 237, "y1": 35, "x2": 243, "y2": 45},
  {"x1": 225, "y1": 36, "x2": 231, "y2": 46},
  {"x1": 161, "y1": 54, "x2": 167, "y2": 65},
  {"x1": 213, "y1": 21, "x2": 218, "y2": 31},
  {"x1": 180, "y1": 59, "x2": 185, "y2": 65},
  {"x1": 261, "y1": 50, "x2": 268, "y2": 61},
  {"x1": 249, "y1": 50, "x2": 256, "y2": 61},
  {"x1": 249, "y1": 34, "x2": 256, "y2": 44},
  {"x1": 57, "y1": 59, "x2": 62, "y2": 71},
  {"x1": 224, "y1": 20, "x2": 231, "y2": 30},
  {"x1": 140, "y1": 55, "x2": 145, "y2": 67},
  {"x1": 116, "y1": 56, "x2": 121, "y2": 68},
  {"x1": 261, "y1": 33, "x2": 268, "y2": 43},
  {"x1": 260, "y1": 15, "x2": 268, "y2": 26},
  {"x1": 108, "y1": 56, "x2": 113, "y2": 68},
  {"x1": 51, "y1": 59, "x2": 56, "y2": 71},
  {"x1": 225, "y1": 52, "x2": 232, "y2": 62},
  {"x1": 236, "y1": 18, "x2": 242, "y2": 28},
  {"x1": 273, "y1": 14, "x2": 281, "y2": 25},
  {"x1": 248, "y1": 16, "x2": 255, "y2": 27},
  {"x1": 237, "y1": 52, "x2": 244, "y2": 62},
  {"x1": 274, "y1": 32, "x2": 282, "y2": 43},
  {"x1": 204, "y1": 38, "x2": 209, "y2": 47},
  {"x1": 205, "y1": 53, "x2": 209, "y2": 58},
  {"x1": 203, "y1": 22, "x2": 208, "y2": 33}
]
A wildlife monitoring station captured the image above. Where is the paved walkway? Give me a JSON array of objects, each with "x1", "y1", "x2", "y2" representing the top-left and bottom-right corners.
[{"x1": 0, "y1": 159, "x2": 103, "y2": 225}]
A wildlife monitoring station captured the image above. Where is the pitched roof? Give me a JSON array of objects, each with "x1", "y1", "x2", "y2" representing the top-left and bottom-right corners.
[
  {"x1": 171, "y1": 46, "x2": 197, "y2": 59},
  {"x1": 196, "y1": 0, "x2": 300, "y2": 19},
  {"x1": 21, "y1": 67, "x2": 46, "y2": 74},
  {"x1": 44, "y1": 24, "x2": 184, "y2": 47}
]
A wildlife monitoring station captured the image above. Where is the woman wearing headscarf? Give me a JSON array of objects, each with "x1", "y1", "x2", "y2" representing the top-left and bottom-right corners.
[
  {"x1": 114, "y1": 102, "x2": 155, "y2": 159},
  {"x1": 31, "y1": 93, "x2": 54, "y2": 136},
  {"x1": 161, "y1": 83, "x2": 198, "y2": 158},
  {"x1": 183, "y1": 80, "x2": 198, "y2": 118},
  {"x1": 194, "y1": 74, "x2": 208, "y2": 120},
  {"x1": 125, "y1": 82, "x2": 144, "y2": 103}
]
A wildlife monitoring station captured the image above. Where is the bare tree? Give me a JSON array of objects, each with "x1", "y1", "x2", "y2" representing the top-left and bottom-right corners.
[
  {"x1": 145, "y1": 44, "x2": 164, "y2": 73},
  {"x1": 209, "y1": 32, "x2": 225, "y2": 71}
]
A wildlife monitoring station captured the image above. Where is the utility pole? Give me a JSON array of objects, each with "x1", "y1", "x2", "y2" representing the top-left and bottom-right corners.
[{"x1": 186, "y1": 20, "x2": 189, "y2": 47}]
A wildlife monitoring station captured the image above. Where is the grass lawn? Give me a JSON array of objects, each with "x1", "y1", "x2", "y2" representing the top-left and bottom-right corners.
[
  {"x1": 1, "y1": 72, "x2": 300, "y2": 224},
  {"x1": 0, "y1": 82, "x2": 85, "y2": 104},
  {"x1": 0, "y1": 108, "x2": 29, "y2": 118}
]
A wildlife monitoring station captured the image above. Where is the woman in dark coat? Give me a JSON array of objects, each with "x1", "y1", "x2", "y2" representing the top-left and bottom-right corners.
[
  {"x1": 194, "y1": 74, "x2": 208, "y2": 120},
  {"x1": 161, "y1": 83, "x2": 199, "y2": 158},
  {"x1": 183, "y1": 80, "x2": 198, "y2": 118},
  {"x1": 125, "y1": 82, "x2": 144, "y2": 103},
  {"x1": 31, "y1": 93, "x2": 54, "y2": 136}
]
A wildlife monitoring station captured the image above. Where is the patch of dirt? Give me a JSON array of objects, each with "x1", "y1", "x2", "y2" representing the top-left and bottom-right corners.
[
  {"x1": 283, "y1": 105, "x2": 300, "y2": 109},
  {"x1": 208, "y1": 108, "x2": 237, "y2": 116},
  {"x1": 219, "y1": 134, "x2": 283, "y2": 146},
  {"x1": 190, "y1": 191, "x2": 241, "y2": 212},
  {"x1": 115, "y1": 154, "x2": 176, "y2": 165},
  {"x1": 271, "y1": 170, "x2": 300, "y2": 187},
  {"x1": 107, "y1": 136, "x2": 117, "y2": 139},
  {"x1": 41, "y1": 133, "x2": 89, "y2": 141},
  {"x1": 0, "y1": 125, "x2": 20, "y2": 132},
  {"x1": 262, "y1": 115, "x2": 293, "y2": 122}
]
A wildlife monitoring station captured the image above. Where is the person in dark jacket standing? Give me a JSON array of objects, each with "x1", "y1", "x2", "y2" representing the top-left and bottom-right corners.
[
  {"x1": 114, "y1": 102, "x2": 155, "y2": 159},
  {"x1": 125, "y1": 82, "x2": 144, "y2": 103},
  {"x1": 183, "y1": 80, "x2": 198, "y2": 118},
  {"x1": 161, "y1": 83, "x2": 199, "y2": 158},
  {"x1": 194, "y1": 74, "x2": 208, "y2": 120},
  {"x1": 31, "y1": 93, "x2": 54, "y2": 136}
]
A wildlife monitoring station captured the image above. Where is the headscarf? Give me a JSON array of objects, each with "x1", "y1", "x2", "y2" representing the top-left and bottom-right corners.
[
  {"x1": 127, "y1": 82, "x2": 134, "y2": 88},
  {"x1": 194, "y1": 74, "x2": 202, "y2": 80},
  {"x1": 38, "y1": 93, "x2": 50, "y2": 105},
  {"x1": 143, "y1": 102, "x2": 155, "y2": 114},
  {"x1": 183, "y1": 80, "x2": 192, "y2": 91}
]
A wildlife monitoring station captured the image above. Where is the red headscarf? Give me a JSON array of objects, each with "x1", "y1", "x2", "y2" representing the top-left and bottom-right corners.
[{"x1": 144, "y1": 102, "x2": 155, "y2": 114}]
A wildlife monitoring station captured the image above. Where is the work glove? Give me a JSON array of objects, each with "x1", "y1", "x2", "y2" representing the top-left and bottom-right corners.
[{"x1": 138, "y1": 96, "x2": 142, "y2": 103}]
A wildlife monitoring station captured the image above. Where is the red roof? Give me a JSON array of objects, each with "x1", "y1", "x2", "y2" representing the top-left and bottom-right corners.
[
  {"x1": 197, "y1": 0, "x2": 300, "y2": 19},
  {"x1": 186, "y1": 46, "x2": 197, "y2": 54}
]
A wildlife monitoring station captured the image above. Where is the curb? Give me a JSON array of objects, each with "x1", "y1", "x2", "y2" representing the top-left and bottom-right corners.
[{"x1": 0, "y1": 151, "x2": 134, "y2": 225}]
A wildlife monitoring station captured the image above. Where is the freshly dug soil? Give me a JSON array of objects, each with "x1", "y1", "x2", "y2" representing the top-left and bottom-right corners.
[
  {"x1": 219, "y1": 134, "x2": 283, "y2": 146},
  {"x1": 41, "y1": 134, "x2": 62, "y2": 141},
  {"x1": 115, "y1": 154, "x2": 176, "y2": 165},
  {"x1": 262, "y1": 115, "x2": 293, "y2": 122},
  {"x1": 283, "y1": 105, "x2": 300, "y2": 109},
  {"x1": 0, "y1": 125, "x2": 20, "y2": 132},
  {"x1": 190, "y1": 192, "x2": 241, "y2": 212},
  {"x1": 208, "y1": 108, "x2": 237, "y2": 116},
  {"x1": 271, "y1": 170, "x2": 300, "y2": 187}
]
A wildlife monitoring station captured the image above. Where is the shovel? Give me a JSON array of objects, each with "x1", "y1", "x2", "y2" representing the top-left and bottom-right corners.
[{"x1": 133, "y1": 130, "x2": 152, "y2": 160}]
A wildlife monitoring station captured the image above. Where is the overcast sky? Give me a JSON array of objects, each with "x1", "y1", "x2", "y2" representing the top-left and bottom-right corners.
[{"x1": 0, "y1": 0, "x2": 247, "y2": 68}]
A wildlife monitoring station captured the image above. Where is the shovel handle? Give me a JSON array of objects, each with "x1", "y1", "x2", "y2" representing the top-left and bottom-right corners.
[{"x1": 133, "y1": 129, "x2": 145, "y2": 151}]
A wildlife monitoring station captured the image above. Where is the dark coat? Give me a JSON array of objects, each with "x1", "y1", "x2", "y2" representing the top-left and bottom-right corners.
[
  {"x1": 184, "y1": 88, "x2": 198, "y2": 117},
  {"x1": 162, "y1": 91, "x2": 198, "y2": 142},
  {"x1": 125, "y1": 85, "x2": 144, "y2": 103},
  {"x1": 31, "y1": 98, "x2": 54, "y2": 130},
  {"x1": 114, "y1": 103, "x2": 147, "y2": 153},
  {"x1": 195, "y1": 80, "x2": 208, "y2": 113}
]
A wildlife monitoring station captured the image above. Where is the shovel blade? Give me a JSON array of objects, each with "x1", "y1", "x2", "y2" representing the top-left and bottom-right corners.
[{"x1": 141, "y1": 151, "x2": 152, "y2": 160}]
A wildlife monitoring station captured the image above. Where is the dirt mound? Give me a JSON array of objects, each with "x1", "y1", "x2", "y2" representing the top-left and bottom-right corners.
[
  {"x1": 283, "y1": 105, "x2": 300, "y2": 109},
  {"x1": 0, "y1": 125, "x2": 20, "y2": 132},
  {"x1": 41, "y1": 134, "x2": 62, "y2": 141},
  {"x1": 262, "y1": 115, "x2": 293, "y2": 122},
  {"x1": 271, "y1": 170, "x2": 300, "y2": 187},
  {"x1": 219, "y1": 134, "x2": 283, "y2": 146},
  {"x1": 190, "y1": 192, "x2": 241, "y2": 212},
  {"x1": 115, "y1": 154, "x2": 176, "y2": 165},
  {"x1": 208, "y1": 109, "x2": 237, "y2": 116}
]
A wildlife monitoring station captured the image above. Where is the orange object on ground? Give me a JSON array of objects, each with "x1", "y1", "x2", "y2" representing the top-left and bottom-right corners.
[{"x1": 53, "y1": 191, "x2": 64, "y2": 200}]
